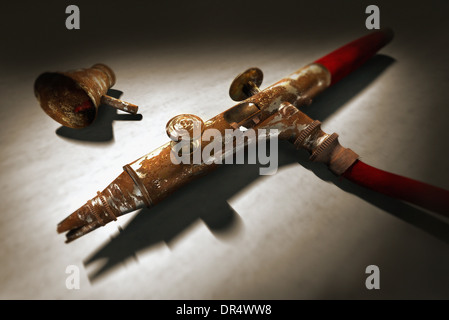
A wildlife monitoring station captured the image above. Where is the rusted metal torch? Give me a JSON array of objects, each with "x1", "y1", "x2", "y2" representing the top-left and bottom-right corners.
[
  {"x1": 58, "y1": 28, "x2": 449, "y2": 243},
  {"x1": 34, "y1": 63, "x2": 139, "y2": 128}
]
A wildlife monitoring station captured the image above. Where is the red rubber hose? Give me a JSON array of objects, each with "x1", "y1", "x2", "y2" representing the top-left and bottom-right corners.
[
  {"x1": 315, "y1": 28, "x2": 394, "y2": 86},
  {"x1": 342, "y1": 160, "x2": 449, "y2": 217}
]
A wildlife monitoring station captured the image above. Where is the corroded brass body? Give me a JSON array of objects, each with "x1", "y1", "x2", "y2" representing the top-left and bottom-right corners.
[
  {"x1": 57, "y1": 63, "x2": 357, "y2": 242},
  {"x1": 58, "y1": 29, "x2": 397, "y2": 242}
]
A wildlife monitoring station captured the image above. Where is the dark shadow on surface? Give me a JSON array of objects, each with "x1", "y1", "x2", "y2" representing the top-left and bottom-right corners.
[
  {"x1": 55, "y1": 89, "x2": 142, "y2": 142},
  {"x1": 83, "y1": 54, "x2": 449, "y2": 283},
  {"x1": 84, "y1": 162, "x2": 257, "y2": 282},
  {"x1": 292, "y1": 145, "x2": 449, "y2": 246},
  {"x1": 85, "y1": 141, "x2": 449, "y2": 283}
]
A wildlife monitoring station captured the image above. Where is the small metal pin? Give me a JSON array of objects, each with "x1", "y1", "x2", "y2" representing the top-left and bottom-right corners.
[{"x1": 229, "y1": 67, "x2": 263, "y2": 101}]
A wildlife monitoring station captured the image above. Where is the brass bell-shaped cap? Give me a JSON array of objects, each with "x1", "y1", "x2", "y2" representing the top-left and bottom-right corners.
[{"x1": 34, "y1": 63, "x2": 138, "y2": 128}]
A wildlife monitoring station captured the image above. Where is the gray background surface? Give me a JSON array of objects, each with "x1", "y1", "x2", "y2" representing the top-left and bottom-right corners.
[{"x1": 1, "y1": 0, "x2": 449, "y2": 299}]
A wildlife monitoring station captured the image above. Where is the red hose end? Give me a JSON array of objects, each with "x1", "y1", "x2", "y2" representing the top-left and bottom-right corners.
[
  {"x1": 315, "y1": 28, "x2": 394, "y2": 86},
  {"x1": 343, "y1": 160, "x2": 449, "y2": 217}
]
